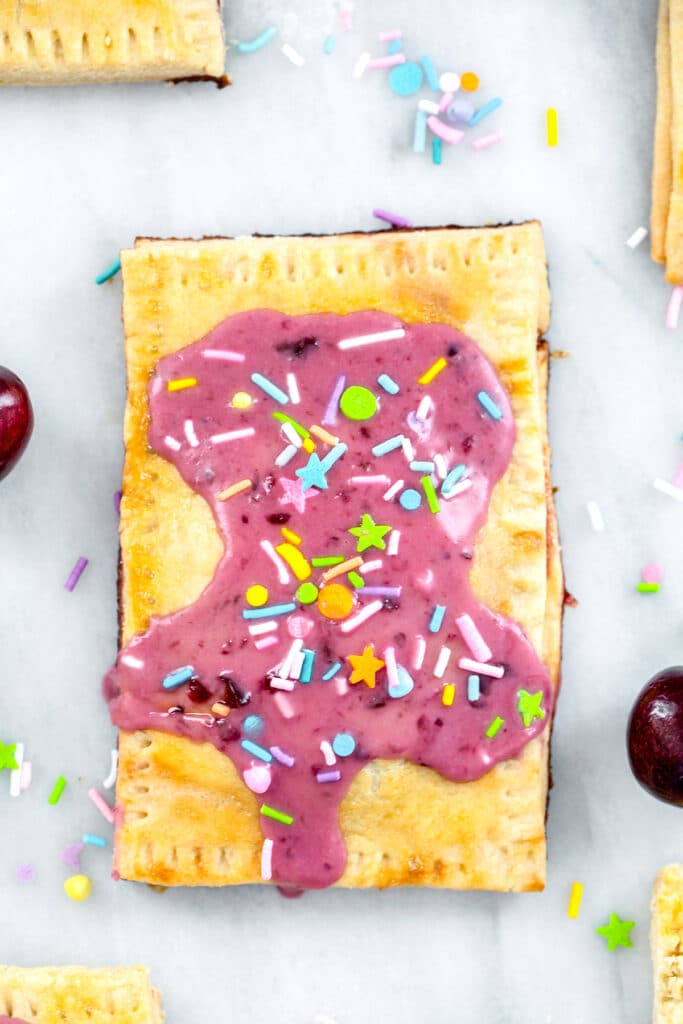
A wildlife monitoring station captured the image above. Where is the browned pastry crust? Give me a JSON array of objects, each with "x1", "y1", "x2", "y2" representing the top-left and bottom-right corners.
[
  {"x1": 0, "y1": 966, "x2": 163, "y2": 1024},
  {"x1": 652, "y1": 865, "x2": 683, "y2": 1024},
  {"x1": 653, "y1": 0, "x2": 673, "y2": 263}
]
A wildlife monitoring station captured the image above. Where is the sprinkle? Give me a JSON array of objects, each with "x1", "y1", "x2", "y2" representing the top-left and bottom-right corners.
[
  {"x1": 567, "y1": 882, "x2": 583, "y2": 919},
  {"x1": 317, "y1": 770, "x2": 342, "y2": 783},
  {"x1": 460, "y1": 71, "x2": 480, "y2": 91},
  {"x1": 20, "y1": 761, "x2": 32, "y2": 791},
  {"x1": 261, "y1": 838, "x2": 274, "y2": 880},
  {"x1": 418, "y1": 98, "x2": 440, "y2": 114},
  {"x1": 675, "y1": 462, "x2": 683, "y2": 489},
  {"x1": 372, "y1": 209, "x2": 413, "y2": 229},
  {"x1": 261, "y1": 803, "x2": 293, "y2": 825},
  {"x1": 340, "y1": 7, "x2": 352, "y2": 30},
  {"x1": 642, "y1": 562, "x2": 664, "y2": 584},
  {"x1": 387, "y1": 529, "x2": 401, "y2": 556},
  {"x1": 353, "y1": 52, "x2": 371, "y2": 78},
  {"x1": 17, "y1": 864, "x2": 35, "y2": 882},
  {"x1": 322, "y1": 556, "x2": 363, "y2": 581},
  {"x1": 477, "y1": 390, "x2": 503, "y2": 420},
  {"x1": 202, "y1": 348, "x2": 245, "y2": 362},
  {"x1": 468, "y1": 97, "x2": 503, "y2": 126},
  {"x1": 433, "y1": 646, "x2": 452, "y2": 679},
  {"x1": 360, "y1": 559, "x2": 382, "y2": 573},
  {"x1": 260, "y1": 539, "x2": 291, "y2": 584},
  {"x1": 256, "y1": 636, "x2": 279, "y2": 652},
  {"x1": 413, "y1": 110, "x2": 428, "y2": 152},
  {"x1": 377, "y1": 373, "x2": 400, "y2": 394},
  {"x1": 270, "y1": 746, "x2": 295, "y2": 767},
  {"x1": 275, "y1": 542, "x2": 312, "y2": 581},
  {"x1": 323, "y1": 662, "x2": 343, "y2": 681},
  {"x1": 399, "y1": 488, "x2": 422, "y2": 511},
  {"x1": 416, "y1": 396, "x2": 432, "y2": 421},
  {"x1": 273, "y1": 694, "x2": 295, "y2": 719},
  {"x1": 103, "y1": 750, "x2": 118, "y2": 789},
  {"x1": 626, "y1": 226, "x2": 648, "y2": 249},
  {"x1": 419, "y1": 55, "x2": 440, "y2": 90},
  {"x1": 83, "y1": 833, "x2": 107, "y2": 848},
  {"x1": 379, "y1": 29, "x2": 402, "y2": 41},
  {"x1": 421, "y1": 476, "x2": 440, "y2": 514},
  {"x1": 348, "y1": 571, "x2": 365, "y2": 589},
  {"x1": 441, "y1": 464, "x2": 467, "y2": 494},
  {"x1": 467, "y1": 674, "x2": 480, "y2": 702},
  {"x1": 275, "y1": 444, "x2": 298, "y2": 467},
  {"x1": 472, "y1": 131, "x2": 503, "y2": 151},
  {"x1": 413, "y1": 635, "x2": 427, "y2": 670},
  {"x1": 182, "y1": 419, "x2": 199, "y2": 449},
  {"x1": 300, "y1": 649, "x2": 316, "y2": 684},
  {"x1": 210, "y1": 427, "x2": 255, "y2": 444},
  {"x1": 231, "y1": 391, "x2": 253, "y2": 409},
  {"x1": 383, "y1": 479, "x2": 405, "y2": 501},
  {"x1": 64, "y1": 874, "x2": 93, "y2": 901},
  {"x1": 236, "y1": 26, "x2": 277, "y2": 53},
  {"x1": 438, "y1": 91, "x2": 454, "y2": 113},
  {"x1": 418, "y1": 357, "x2": 448, "y2": 385},
  {"x1": 373, "y1": 434, "x2": 405, "y2": 457},
  {"x1": 320, "y1": 740, "x2": 336, "y2": 766},
  {"x1": 164, "y1": 435, "x2": 181, "y2": 452},
  {"x1": 282, "y1": 42, "x2": 305, "y2": 66},
  {"x1": 547, "y1": 107, "x2": 558, "y2": 147},
  {"x1": 322, "y1": 375, "x2": 346, "y2": 426},
  {"x1": 410, "y1": 460, "x2": 435, "y2": 473},
  {"x1": 323, "y1": 34, "x2": 336, "y2": 55},
  {"x1": 349, "y1": 474, "x2": 391, "y2": 486},
  {"x1": 281, "y1": 527, "x2": 301, "y2": 545},
  {"x1": 279, "y1": 638, "x2": 305, "y2": 679},
  {"x1": 340, "y1": 599, "x2": 383, "y2": 633},
  {"x1": 95, "y1": 257, "x2": 121, "y2": 285},
  {"x1": 211, "y1": 701, "x2": 231, "y2": 717},
  {"x1": 586, "y1": 500, "x2": 605, "y2": 532},
  {"x1": 88, "y1": 788, "x2": 115, "y2": 823},
  {"x1": 427, "y1": 117, "x2": 465, "y2": 145},
  {"x1": 455, "y1": 613, "x2": 492, "y2": 663},
  {"x1": 401, "y1": 436, "x2": 415, "y2": 460},
  {"x1": 637, "y1": 582, "x2": 660, "y2": 593},
  {"x1": 310, "y1": 424, "x2": 340, "y2": 446},
  {"x1": 241, "y1": 740, "x2": 273, "y2": 763},
  {"x1": 64, "y1": 557, "x2": 88, "y2": 592},
  {"x1": 242, "y1": 602, "x2": 297, "y2": 620},
  {"x1": 162, "y1": 665, "x2": 194, "y2": 690},
  {"x1": 654, "y1": 477, "x2": 683, "y2": 502},
  {"x1": 48, "y1": 776, "x2": 67, "y2": 805},
  {"x1": 486, "y1": 716, "x2": 504, "y2": 739},
  {"x1": 311, "y1": 555, "x2": 345, "y2": 567},
  {"x1": 459, "y1": 657, "x2": 504, "y2": 678},
  {"x1": 357, "y1": 586, "x2": 401, "y2": 598},
  {"x1": 269, "y1": 676, "x2": 295, "y2": 691},
  {"x1": 218, "y1": 479, "x2": 252, "y2": 501},
  {"x1": 113, "y1": 490, "x2": 122, "y2": 515},
  {"x1": 433, "y1": 454, "x2": 447, "y2": 480},
  {"x1": 166, "y1": 376, "x2": 198, "y2": 395},
  {"x1": 122, "y1": 654, "x2": 144, "y2": 669},
  {"x1": 338, "y1": 328, "x2": 405, "y2": 350},
  {"x1": 383, "y1": 646, "x2": 400, "y2": 691},
  {"x1": 441, "y1": 683, "x2": 455, "y2": 707},
  {"x1": 367, "y1": 53, "x2": 405, "y2": 70},
  {"x1": 251, "y1": 372, "x2": 289, "y2": 404},
  {"x1": 333, "y1": 732, "x2": 356, "y2": 757},
  {"x1": 9, "y1": 743, "x2": 23, "y2": 798},
  {"x1": 429, "y1": 605, "x2": 446, "y2": 633}
]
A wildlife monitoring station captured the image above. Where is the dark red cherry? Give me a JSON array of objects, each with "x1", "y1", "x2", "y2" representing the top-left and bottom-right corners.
[
  {"x1": 0, "y1": 367, "x2": 33, "y2": 480},
  {"x1": 627, "y1": 667, "x2": 683, "y2": 806}
]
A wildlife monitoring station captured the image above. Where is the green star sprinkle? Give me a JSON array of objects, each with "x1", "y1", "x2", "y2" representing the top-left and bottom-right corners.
[
  {"x1": 349, "y1": 513, "x2": 391, "y2": 554},
  {"x1": 596, "y1": 913, "x2": 634, "y2": 951},
  {"x1": 517, "y1": 689, "x2": 546, "y2": 728},
  {"x1": 0, "y1": 742, "x2": 19, "y2": 772}
]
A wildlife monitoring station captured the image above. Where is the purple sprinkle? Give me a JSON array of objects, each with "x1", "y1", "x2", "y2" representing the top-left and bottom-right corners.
[
  {"x1": 270, "y1": 745, "x2": 295, "y2": 767},
  {"x1": 16, "y1": 863, "x2": 35, "y2": 882},
  {"x1": 61, "y1": 842, "x2": 84, "y2": 870},
  {"x1": 358, "y1": 586, "x2": 402, "y2": 598},
  {"x1": 372, "y1": 208, "x2": 413, "y2": 229},
  {"x1": 316, "y1": 770, "x2": 342, "y2": 783},
  {"x1": 322, "y1": 375, "x2": 346, "y2": 427},
  {"x1": 64, "y1": 557, "x2": 89, "y2": 592},
  {"x1": 113, "y1": 490, "x2": 122, "y2": 516}
]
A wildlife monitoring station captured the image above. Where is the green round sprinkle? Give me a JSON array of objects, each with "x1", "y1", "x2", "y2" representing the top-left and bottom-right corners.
[
  {"x1": 339, "y1": 385, "x2": 377, "y2": 421},
  {"x1": 296, "y1": 581, "x2": 319, "y2": 605}
]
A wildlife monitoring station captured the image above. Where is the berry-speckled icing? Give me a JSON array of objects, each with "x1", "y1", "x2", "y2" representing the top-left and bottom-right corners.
[{"x1": 105, "y1": 309, "x2": 552, "y2": 890}]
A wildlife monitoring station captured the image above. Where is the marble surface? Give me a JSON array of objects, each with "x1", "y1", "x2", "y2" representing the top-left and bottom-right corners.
[{"x1": 1, "y1": 1, "x2": 682, "y2": 1021}]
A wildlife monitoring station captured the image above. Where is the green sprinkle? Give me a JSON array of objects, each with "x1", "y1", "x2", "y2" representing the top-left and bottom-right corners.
[
  {"x1": 311, "y1": 555, "x2": 345, "y2": 567},
  {"x1": 420, "y1": 475, "x2": 440, "y2": 514},
  {"x1": 296, "y1": 581, "x2": 319, "y2": 605},
  {"x1": 348, "y1": 571, "x2": 365, "y2": 589},
  {"x1": 260, "y1": 803, "x2": 293, "y2": 825},
  {"x1": 637, "y1": 582, "x2": 660, "y2": 593},
  {"x1": 48, "y1": 776, "x2": 67, "y2": 805},
  {"x1": 486, "y1": 717, "x2": 504, "y2": 739},
  {"x1": 272, "y1": 411, "x2": 310, "y2": 438}
]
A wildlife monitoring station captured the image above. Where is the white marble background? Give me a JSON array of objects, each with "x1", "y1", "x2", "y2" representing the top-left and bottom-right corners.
[{"x1": 1, "y1": 1, "x2": 682, "y2": 1021}]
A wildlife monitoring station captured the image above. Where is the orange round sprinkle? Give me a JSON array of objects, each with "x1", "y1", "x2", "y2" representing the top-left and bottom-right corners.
[
  {"x1": 317, "y1": 583, "x2": 354, "y2": 621},
  {"x1": 460, "y1": 71, "x2": 479, "y2": 92}
]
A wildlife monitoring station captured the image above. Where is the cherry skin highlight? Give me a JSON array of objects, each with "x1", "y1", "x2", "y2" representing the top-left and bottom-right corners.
[{"x1": 0, "y1": 366, "x2": 33, "y2": 481}]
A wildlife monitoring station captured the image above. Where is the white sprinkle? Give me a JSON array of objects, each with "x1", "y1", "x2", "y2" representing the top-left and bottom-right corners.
[
  {"x1": 261, "y1": 838, "x2": 274, "y2": 881},
  {"x1": 384, "y1": 646, "x2": 400, "y2": 690},
  {"x1": 433, "y1": 453, "x2": 447, "y2": 479},
  {"x1": 121, "y1": 654, "x2": 144, "y2": 669},
  {"x1": 360, "y1": 559, "x2": 383, "y2": 573},
  {"x1": 320, "y1": 740, "x2": 337, "y2": 766},
  {"x1": 20, "y1": 762, "x2": 32, "y2": 792},
  {"x1": 281, "y1": 421, "x2": 303, "y2": 448},
  {"x1": 433, "y1": 646, "x2": 451, "y2": 679},
  {"x1": 348, "y1": 474, "x2": 391, "y2": 486},
  {"x1": 402, "y1": 436, "x2": 415, "y2": 461},
  {"x1": 442, "y1": 478, "x2": 472, "y2": 500},
  {"x1": 654, "y1": 477, "x2": 683, "y2": 502},
  {"x1": 275, "y1": 444, "x2": 298, "y2": 467},
  {"x1": 210, "y1": 427, "x2": 255, "y2": 444},
  {"x1": 383, "y1": 479, "x2": 404, "y2": 501},
  {"x1": 274, "y1": 693, "x2": 295, "y2": 718},
  {"x1": 387, "y1": 530, "x2": 401, "y2": 556},
  {"x1": 626, "y1": 226, "x2": 648, "y2": 249},
  {"x1": 103, "y1": 749, "x2": 118, "y2": 790},
  {"x1": 586, "y1": 500, "x2": 605, "y2": 532},
  {"x1": 280, "y1": 638, "x2": 304, "y2": 679},
  {"x1": 286, "y1": 372, "x2": 300, "y2": 404},
  {"x1": 270, "y1": 676, "x2": 295, "y2": 691},
  {"x1": 340, "y1": 599, "x2": 383, "y2": 633},
  {"x1": 458, "y1": 657, "x2": 505, "y2": 678},
  {"x1": 164, "y1": 435, "x2": 181, "y2": 452},
  {"x1": 260, "y1": 539, "x2": 291, "y2": 584},
  {"x1": 9, "y1": 742, "x2": 23, "y2": 798},
  {"x1": 338, "y1": 327, "x2": 405, "y2": 350},
  {"x1": 282, "y1": 42, "x2": 305, "y2": 66},
  {"x1": 335, "y1": 676, "x2": 349, "y2": 696},
  {"x1": 184, "y1": 419, "x2": 199, "y2": 448},
  {"x1": 416, "y1": 395, "x2": 432, "y2": 421},
  {"x1": 248, "y1": 620, "x2": 278, "y2": 636},
  {"x1": 202, "y1": 348, "x2": 245, "y2": 362},
  {"x1": 352, "y1": 51, "x2": 371, "y2": 78},
  {"x1": 666, "y1": 286, "x2": 683, "y2": 330},
  {"x1": 290, "y1": 651, "x2": 306, "y2": 680},
  {"x1": 413, "y1": 635, "x2": 427, "y2": 671},
  {"x1": 418, "y1": 99, "x2": 440, "y2": 114},
  {"x1": 254, "y1": 635, "x2": 278, "y2": 651}
]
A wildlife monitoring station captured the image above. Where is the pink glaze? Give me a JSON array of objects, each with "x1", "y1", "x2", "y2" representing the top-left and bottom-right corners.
[
  {"x1": 105, "y1": 309, "x2": 553, "y2": 890},
  {"x1": 0, "y1": 1018, "x2": 30, "y2": 1023}
]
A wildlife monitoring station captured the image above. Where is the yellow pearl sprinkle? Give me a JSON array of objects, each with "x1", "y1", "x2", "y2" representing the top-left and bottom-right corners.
[
  {"x1": 441, "y1": 683, "x2": 455, "y2": 707},
  {"x1": 167, "y1": 377, "x2": 198, "y2": 392},
  {"x1": 64, "y1": 875, "x2": 93, "y2": 902},
  {"x1": 302, "y1": 437, "x2": 316, "y2": 454},
  {"x1": 232, "y1": 391, "x2": 253, "y2": 409},
  {"x1": 246, "y1": 584, "x2": 269, "y2": 607},
  {"x1": 567, "y1": 881, "x2": 583, "y2": 919}
]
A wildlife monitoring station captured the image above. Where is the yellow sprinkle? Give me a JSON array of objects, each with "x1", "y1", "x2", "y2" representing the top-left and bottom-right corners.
[
  {"x1": 275, "y1": 542, "x2": 312, "y2": 581},
  {"x1": 281, "y1": 527, "x2": 302, "y2": 545},
  {"x1": 302, "y1": 437, "x2": 316, "y2": 454},
  {"x1": 547, "y1": 108, "x2": 558, "y2": 147},
  {"x1": 567, "y1": 881, "x2": 583, "y2": 919},
  {"x1": 246, "y1": 584, "x2": 269, "y2": 607},
  {"x1": 218, "y1": 479, "x2": 252, "y2": 501},
  {"x1": 232, "y1": 391, "x2": 253, "y2": 409},
  {"x1": 441, "y1": 683, "x2": 455, "y2": 707},
  {"x1": 167, "y1": 377, "x2": 198, "y2": 392},
  {"x1": 322, "y1": 556, "x2": 363, "y2": 582},
  {"x1": 310, "y1": 424, "x2": 340, "y2": 446},
  {"x1": 418, "y1": 357, "x2": 448, "y2": 385},
  {"x1": 64, "y1": 875, "x2": 92, "y2": 902},
  {"x1": 211, "y1": 702, "x2": 230, "y2": 718}
]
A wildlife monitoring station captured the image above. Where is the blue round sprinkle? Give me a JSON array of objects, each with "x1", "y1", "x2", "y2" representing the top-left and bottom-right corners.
[
  {"x1": 389, "y1": 61, "x2": 424, "y2": 97},
  {"x1": 332, "y1": 732, "x2": 356, "y2": 758},
  {"x1": 243, "y1": 714, "x2": 264, "y2": 737},
  {"x1": 446, "y1": 96, "x2": 475, "y2": 125},
  {"x1": 399, "y1": 488, "x2": 422, "y2": 511},
  {"x1": 389, "y1": 665, "x2": 414, "y2": 699}
]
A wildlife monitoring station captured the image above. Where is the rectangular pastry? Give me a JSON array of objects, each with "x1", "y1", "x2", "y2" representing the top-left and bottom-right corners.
[
  {"x1": 0, "y1": 1, "x2": 226, "y2": 86},
  {"x1": 652, "y1": 0, "x2": 673, "y2": 264},
  {"x1": 106, "y1": 223, "x2": 564, "y2": 891},
  {"x1": 652, "y1": 864, "x2": 683, "y2": 1024},
  {"x1": 0, "y1": 966, "x2": 163, "y2": 1024},
  {"x1": 666, "y1": 0, "x2": 683, "y2": 280}
]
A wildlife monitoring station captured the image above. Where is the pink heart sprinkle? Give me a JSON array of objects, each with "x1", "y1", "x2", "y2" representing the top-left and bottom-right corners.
[
  {"x1": 287, "y1": 615, "x2": 314, "y2": 639},
  {"x1": 642, "y1": 562, "x2": 664, "y2": 585},
  {"x1": 243, "y1": 765, "x2": 271, "y2": 794}
]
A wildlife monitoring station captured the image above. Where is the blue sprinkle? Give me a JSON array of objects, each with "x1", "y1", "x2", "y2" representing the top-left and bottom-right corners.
[
  {"x1": 468, "y1": 97, "x2": 503, "y2": 127},
  {"x1": 299, "y1": 649, "x2": 315, "y2": 684},
  {"x1": 236, "y1": 26, "x2": 277, "y2": 53},
  {"x1": 372, "y1": 434, "x2": 404, "y2": 457},
  {"x1": 332, "y1": 732, "x2": 356, "y2": 757},
  {"x1": 441, "y1": 464, "x2": 467, "y2": 494},
  {"x1": 323, "y1": 34, "x2": 336, "y2": 54},
  {"x1": 162, "y1": 665, "x2": 194, "y2": 690},
  {"x1": 242, "y1": 602, "x2": 296, "y2": 620},
  {"x1": 399, "y1": 488, "x2": 422, "y2": 511},
  {"x1": 410, "y1": 460, "x2": 435, "y2": 473},
  {"x1": 477, "y1": 390, "x2": 503, "y2": 420},
  {"x1": 432, "y1": 137, "x2": 442, "y2": 165},
  {"x1": 95, "y1": 258, "x2": 121, "y2": 286},
  {"x1": 413, "y1": 110, "x2": 428, "y2": 153},
  {"x1": 388, "y1": 665, "x2": 414, "y2": 699},
  {"x1": 240, "y1": 739, "x2": 273, "y2": 763},
  {"x1": 387, "y1": 38, "x2": 402, "y2": 55},
  {"x1": 429, "y1": 605, "x2": 446, "y2": 634},
  {"x1": 83, "y1": 833, "x2": 107, "y2": 848},
  {"x1": 322, "y1": 661, "x2": 342, "y2": 681},
  {"x1": 419, "y1": 54, "x2": 440, "y2": 91},
  {"x1": 467, "y1": 674, "x2": 481, "y2": 702},
  {"x1": 243, "y1": 714, "x2": 264, "y2": 737},
  {"x1": 377, "y1": 373, "x2": 400, "y2": 395},
  {"x1": 321, "y1": 442, "x2": 348, "y2": 470},
  {"x1": 251, "y1": 372, "x2": 289, "y2": 405},
  {"x1": 389, "y1": 61, "x2": 423, "y2": 97}
]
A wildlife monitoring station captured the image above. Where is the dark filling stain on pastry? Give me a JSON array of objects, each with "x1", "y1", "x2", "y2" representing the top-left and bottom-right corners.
[{"x1": 105, "y1": 309, "x2": 553, "y2": 890}]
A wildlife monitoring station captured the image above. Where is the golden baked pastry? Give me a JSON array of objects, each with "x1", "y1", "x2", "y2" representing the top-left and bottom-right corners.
[
  {"x1": 0, "y1": 1, "x2": 226, "y2": 85},
  {"x1": 652, "y1": 864, "x2": 683, "y2": 1024},
  {"x1": 109, "y1": 224, "x2": 563, "y2": 891},
  {"x1": 653, "y1": 0, "x2": 673, "y2": 264},
  {"x1": 0, "y1": 966, "x2": 163, "y2": 1024},
  {"x1": 667, "y1": 1, "x2": 683, "y2": 280}
]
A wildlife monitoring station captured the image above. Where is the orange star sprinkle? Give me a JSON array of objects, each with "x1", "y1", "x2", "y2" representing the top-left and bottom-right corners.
[{"x1": 347, "y1": 645, "x2": 385, "y2": 689}]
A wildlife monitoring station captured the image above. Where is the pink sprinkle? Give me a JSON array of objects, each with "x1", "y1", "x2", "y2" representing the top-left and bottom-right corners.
[
  {"x1": 184, "y1": 419, "x2": 199, "y2": 448},
  {"x1": 210, "y1": 428, "x2": 255, "y2": 444},
  {"x1": 455, "y1": 613, "x2": 492, "y2": 663},
  {"x1": 270, "y1": 676, "x2": 295, "y2": 691},
  {"x1": 674, "y1": 461, "x2": 683, "y2": 489},
  {"x1": 641, "y1": 562, "x2": 664, "y2": 585},
  {"x1": 20, "y1": 761, "x2": 32, "y2": 791},
  {"x1": 413, "y1": 635, "x2": 426, "y2": 671},
  {"x1": 260, "y1": 539, "x2": 290, "y2": 584},
  {"x1": 335, "y1": 676, "x2": 349, "y2": 696},
  {"x1": 317, "y1": 770, "x2": 342, "y2": 783},
  {"x1": 88, "y1": 787, "x2": 115, "y2": 824},
  {"x1": 17, "y1": 864, "x2": 35, "y2": 883},
  {"x1": 340, "y1": 599, "x2": 383, "y2": 633},
  {"x1": 254, "y1": 635, "x2": 278, "y2": 651},
  {"x1": 666, "y1": 286, "x2": 683, "y2": 330},
  {"x1": 287, "y1": 614, "x2": 314, "y2": 639},
  {"x1": 322, "y1": 375, "x2": 346, "y2": 427},
  {"x1": 348, "y1": 474, "x2": 391, "y2": 486},
  {"x1": 274, "y1": 693, "x2": 295, "y2": 719},
  {"x1": 64, "y1": 557, "x2": 88, "y2": 592},
  {"x1": 427, "y1": 117, "x2": 465, "y2": 145},
  {"x1": 113, "y1": 490, "x2": 122, "y2": 516},
  {"x1": 372, "y1": 209, "x2": 413, "y2": 229},
  {"x1": 472, "y1": 131, "x2": 503, "y2": 151},
  {"x1": 367, "y1": 53, "x2": 406, "y2": 70},
  {"x1": 261, "y1": 838, "x2": 273, "y2": 880},
  {"x1": 61, "y1": 843, "x2": 84, "y2": 870},
  {"x1": 340, "y1": 7, "x2": 353, "y2": 30},
  {"x1": 387, "y1": 530, "x2": 401, "y2": 556},
  {"x1": 379, "y1": 29, "x2": 401, "y2": 41},
  {"x1": 270, "y1": 745, "x2": 295, "y2": 766},
  {"x1": 384, "y1": 646, "x2": 400, "y2": 690},
  {"x1": 458, "y1": 657, "x2": 504, "y2": 679},
  {"x1": 438, "y1": 91, "x2": 454, "y2": 112},
  {"x1": 202, "y1": 349, "x2": 245, "y2": 362}
]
